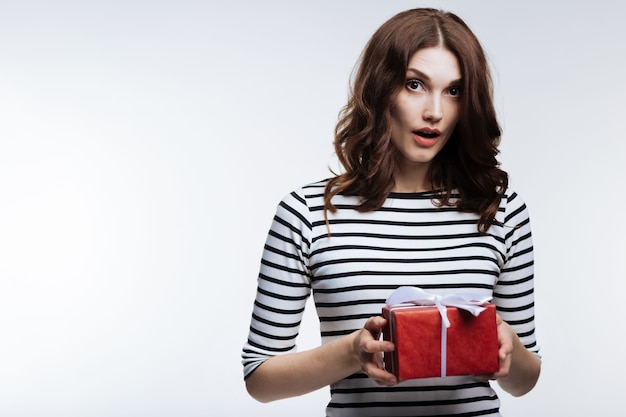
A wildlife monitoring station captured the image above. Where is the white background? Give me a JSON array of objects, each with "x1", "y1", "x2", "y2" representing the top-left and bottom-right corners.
[{"x1": 1, "y1": 0, "x2": 625, "y2": 416}]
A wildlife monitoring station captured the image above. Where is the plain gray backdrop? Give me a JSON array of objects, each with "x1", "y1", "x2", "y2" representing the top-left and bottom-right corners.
[{"x1": 1, "y1": 0, "x2": 625, "y2": 415}]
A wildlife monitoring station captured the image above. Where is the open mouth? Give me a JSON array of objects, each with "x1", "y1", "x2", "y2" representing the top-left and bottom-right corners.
[{"x1": 414, "y1": 129, "x2": 440, "y2": 139}]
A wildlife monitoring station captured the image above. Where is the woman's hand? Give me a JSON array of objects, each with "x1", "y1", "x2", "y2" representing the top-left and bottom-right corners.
[
  {"x1": 474, "y1": 313, "x2": 515, "y2": 381},
  {"x1": 352, "y1": 316, "x2": 398, "y2": 386},
  {"x1": 246, "y1": 315, "x2": 399, "y2": 402},
  {"x1": 474, "y1": 313, "x2": 541, "y2": 396}
]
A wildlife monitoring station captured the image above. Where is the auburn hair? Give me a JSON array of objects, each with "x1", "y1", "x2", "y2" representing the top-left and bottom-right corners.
[{"x1": 324, "y1": 8, "x2": 507, "y2": 234}]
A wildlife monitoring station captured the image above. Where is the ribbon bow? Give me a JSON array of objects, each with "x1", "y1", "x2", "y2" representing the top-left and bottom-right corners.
[{"x1": 385, "y1": 286, "x2": 492, "y2": 377}]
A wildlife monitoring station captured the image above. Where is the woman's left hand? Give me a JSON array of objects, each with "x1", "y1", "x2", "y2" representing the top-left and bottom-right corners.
[{"x1": 474, "y1": 313, "x2": 515, "y2": 381}]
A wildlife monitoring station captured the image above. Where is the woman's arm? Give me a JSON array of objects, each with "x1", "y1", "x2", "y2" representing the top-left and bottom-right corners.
[
  {"x1": 484, "y1": 191, "x2": 540, "y2": 396},
  {"x1": 475, "y1": 314, "x2": 541, "y2": 396},
  {"x1": 493, "y1": 315, "x2": 541, "y2": 396},
  {"x1": 246, "y1": 316, "x2": 397, "y2": 403}
]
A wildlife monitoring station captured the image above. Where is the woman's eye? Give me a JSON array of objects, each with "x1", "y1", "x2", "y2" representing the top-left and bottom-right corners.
[
  {"x1": 406, "y1": 80, "x2": 424, "y2": 91},
  {"x1": 448, "y1": 86, "x2": 461, "y2": 97}
]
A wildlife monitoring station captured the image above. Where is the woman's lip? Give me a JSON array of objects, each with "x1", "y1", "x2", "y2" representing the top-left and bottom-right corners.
[
  {"x1": 414, "y1": 128, "x2": 441, "y2": 137},
  {"x1": 412, "y1": 131, "x2": 440, "y2": 147}
]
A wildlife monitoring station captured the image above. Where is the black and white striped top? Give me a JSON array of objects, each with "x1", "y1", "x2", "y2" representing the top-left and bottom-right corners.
[{"x1": 242, "y1": 179, "x2": 539, "y2": 417}]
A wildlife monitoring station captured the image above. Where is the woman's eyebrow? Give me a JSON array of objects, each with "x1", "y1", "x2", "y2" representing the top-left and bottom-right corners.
[
  {"x1": 406, "y1": 68, "x2": 430, "y2": 81},
  {"x1": 406, "y1": 68, "x2": 462, "y2": 86}
]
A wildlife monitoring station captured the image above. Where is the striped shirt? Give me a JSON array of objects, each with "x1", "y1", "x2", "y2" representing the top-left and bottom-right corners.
[{"x1": 242, "y1": 179, "x2": 539, "y2": 416}]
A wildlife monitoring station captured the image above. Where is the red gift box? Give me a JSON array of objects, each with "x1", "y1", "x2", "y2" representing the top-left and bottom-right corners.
[{"x1": 382, "y1": 303, "x2": 499, "y2": 380}]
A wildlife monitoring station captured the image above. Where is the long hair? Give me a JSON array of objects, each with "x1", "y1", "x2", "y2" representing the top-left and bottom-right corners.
[{"x1": 324, "y1": 8, "x2": 507, "y2": 234}]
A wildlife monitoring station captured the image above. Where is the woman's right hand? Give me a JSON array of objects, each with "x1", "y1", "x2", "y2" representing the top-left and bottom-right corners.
[
  {"x1": 352, "y1": 316, "x2": 398, "y2": 386},
  {"x1": 246, "y1": 315, "x2": 399, "y2": 402}
]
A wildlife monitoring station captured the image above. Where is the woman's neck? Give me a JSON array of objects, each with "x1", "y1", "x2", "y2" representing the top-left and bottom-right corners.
[{"x1": 392, "y1": 164, "x2": 431, "y2": 193}]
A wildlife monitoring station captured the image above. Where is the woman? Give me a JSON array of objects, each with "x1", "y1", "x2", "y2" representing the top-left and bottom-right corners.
[{"x1": 242, "y1": 8, "x2": 541, "y2": 416}]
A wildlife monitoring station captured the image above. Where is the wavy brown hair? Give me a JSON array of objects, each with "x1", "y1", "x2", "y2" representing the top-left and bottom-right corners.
[{"x1": 324, "y1": 8, "x2": 507, "y2": 234}]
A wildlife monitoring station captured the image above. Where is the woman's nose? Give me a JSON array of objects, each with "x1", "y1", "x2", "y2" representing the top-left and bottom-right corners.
[{"x1": 423, "y1": 96, "x2": 443, "y2": 122}]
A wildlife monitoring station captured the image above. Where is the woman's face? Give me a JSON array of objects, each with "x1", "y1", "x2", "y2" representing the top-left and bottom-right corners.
[{"x1": 390, "y1": 46, "x2": 461, "y2": 179}]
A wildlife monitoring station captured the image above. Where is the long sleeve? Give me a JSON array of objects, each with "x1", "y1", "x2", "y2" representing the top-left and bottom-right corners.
[
  {"x1": 242, "y1": 189, "x2": 313, "y2": 378},
  {"x1": 493, "y1": 191, "x2": 540, "y2": 356}
]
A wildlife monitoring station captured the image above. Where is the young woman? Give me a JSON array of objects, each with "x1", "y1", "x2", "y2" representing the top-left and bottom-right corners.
[{"x1": 242, "y1": 8, "x2": 541, "y2": 416}]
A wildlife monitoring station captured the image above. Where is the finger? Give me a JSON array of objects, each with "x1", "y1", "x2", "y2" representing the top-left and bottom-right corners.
[
  {"x1": 497, "y1": 337, "x2": 513, "y2": 368},
  {"x1": 363, "y1": 316, "x2": 387, "y2": 337},
  {"x1": 498, "y1": 351, "x2": 512, "y2": 377},
  {"x1": 371, "y1": 351, "x2": 383, "y2": 369},
  {"x1": 483, "y1": 350, "x2": 512, "y2": 380},
  {"x1": 363, "y1": 361, "x2": 397, "y2": 386},
  {"x1": 362, "y1": 338, "x2": 395, "y2": 354}
]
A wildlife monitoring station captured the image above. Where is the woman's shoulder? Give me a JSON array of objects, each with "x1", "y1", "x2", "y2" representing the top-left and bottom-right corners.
[
  {"x1": 268, "y1": 179, "x2": 329, "y2": 231},
  {"x1": 499, "y1": 187, "x2": 532, "y2": 223},
  {"x1": 281, "y1": 179, "x2": 329, "y2": 202},
  {"x1": 501, "y1": 187, "x2": 528, "y2": 208},
  {"x1": 274, "y1": 178, "x2": 329, "y2": 211},
  {"x1": 299, "y1": 178, "x2": 330, "y2": 196}
]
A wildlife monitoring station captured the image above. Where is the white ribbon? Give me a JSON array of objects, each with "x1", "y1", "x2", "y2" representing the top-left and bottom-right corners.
[{"x1": 385, "y1": 286, "x2": 492, "y2": 377}]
